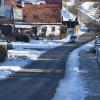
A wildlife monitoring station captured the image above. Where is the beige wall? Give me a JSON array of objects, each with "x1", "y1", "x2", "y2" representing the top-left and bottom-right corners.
[{"x1": 38, "y1": 25, "x2": 60, "y2": 36}]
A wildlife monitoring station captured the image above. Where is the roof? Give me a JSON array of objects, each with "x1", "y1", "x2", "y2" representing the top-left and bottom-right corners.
[
  {"x1": 62, "y1": 21, "x2": 79, "y2": 28},
  {"x1": 22, "y1": 4, "x2": 61, "y2": 24}
]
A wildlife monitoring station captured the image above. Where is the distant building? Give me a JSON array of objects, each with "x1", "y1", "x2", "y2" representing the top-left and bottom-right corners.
[{"x1": 45, "y1": 0, "x2": 62, "y2": 8}]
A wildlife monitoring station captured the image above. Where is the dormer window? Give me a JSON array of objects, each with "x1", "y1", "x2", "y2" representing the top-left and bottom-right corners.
[
  {"x1": 33, "y1": 14, "x2": 38, "y2": 19},
  {"x1": 23, "y1": 15, "x2": 26, "y2": 21}
]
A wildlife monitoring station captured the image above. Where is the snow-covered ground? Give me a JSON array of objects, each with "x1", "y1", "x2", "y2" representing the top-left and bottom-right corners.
[
  {"x1": 62, "y1": 7, "x2": 75, "y2": 21},
  {"x1": 80, "y1": 23, "x2": 88, "y2": 35},
  {"x1": 0, "y1": 21, "x2": 88, "y2": 80},
  {"x1": 81, "y1": 2, "x2": 100, "y2": 22},
  {"x1": 51, "y1": 41, "x2": 94, "y2": 100},
  {"x1": 0, "y1": 38, "x2": 71, "y2": 80}
]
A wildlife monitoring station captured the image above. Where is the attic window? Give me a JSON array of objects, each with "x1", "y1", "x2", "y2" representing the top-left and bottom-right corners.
[
  {"x1": 23, "y1": 15, "x2": 26, "y2": 21},
  {"x1": 33, "y1": 15, "x2": 38, "y2": 19}
]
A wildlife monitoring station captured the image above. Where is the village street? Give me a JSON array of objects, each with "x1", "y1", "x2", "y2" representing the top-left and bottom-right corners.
[
  {"x1": 0, "y1": 11, "x2": 100, "y2": 100},
  {"x1": 0, "y1": 1, "x2": 100, "y2": 100}
]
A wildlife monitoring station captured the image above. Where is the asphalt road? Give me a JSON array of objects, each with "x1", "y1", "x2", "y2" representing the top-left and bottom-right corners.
[
  {"x1": 0, "y1": 39, "x2": 94, "y2": 100},
  {"x1": 0, "y1": 8, "x2": 99, "y2": 100}
]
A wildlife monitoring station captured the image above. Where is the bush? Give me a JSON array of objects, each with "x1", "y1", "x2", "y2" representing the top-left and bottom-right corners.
[
  {"x1": 16, "y1": 34, "x2": 29, "y2": 42},
  {"x1": 7, "y1": 43, "x2": 13, "y2": 50},
  {"x1": 0, "y1": 45, "x2": 7, "y2": 63}
]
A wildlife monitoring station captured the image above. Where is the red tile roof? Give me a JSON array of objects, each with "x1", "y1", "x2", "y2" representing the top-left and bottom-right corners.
[{"x1": 23, "y1": 4, "x2": 61, "y2": 24}]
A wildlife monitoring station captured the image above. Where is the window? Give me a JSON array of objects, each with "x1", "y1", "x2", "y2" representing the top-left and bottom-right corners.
[
  {"x1": 44, "y1": 27, "x2": 47, "y2": 31},
  {"x1": 33, "y1": 14, "x2": 38, "y2": 19},
  {"x1": 51, "y1": 27, "x2": 55, "y2": 32}
]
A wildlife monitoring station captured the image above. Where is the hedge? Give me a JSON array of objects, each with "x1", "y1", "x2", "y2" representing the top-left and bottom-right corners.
[{"x1": 0, "y1": 45, "x2": 7, "y2": 63}]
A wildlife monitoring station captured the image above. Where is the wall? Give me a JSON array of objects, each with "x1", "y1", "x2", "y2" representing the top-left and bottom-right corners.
[{"x1": 38, "y1": 25, "x2": 60, "y2": 36}]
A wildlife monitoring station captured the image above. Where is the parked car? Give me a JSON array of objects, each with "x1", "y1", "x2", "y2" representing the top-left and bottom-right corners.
[{"x1": 70, "y1": 35, "x2": 78, "y2": 43}]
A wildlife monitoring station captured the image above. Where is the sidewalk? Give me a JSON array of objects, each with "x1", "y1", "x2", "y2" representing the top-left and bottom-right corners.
[{"x1": 79, "y1": 43, "x2": 100, "y2": 100}]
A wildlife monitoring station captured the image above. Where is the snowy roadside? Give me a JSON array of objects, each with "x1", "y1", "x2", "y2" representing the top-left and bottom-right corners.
[
  {"x1": 0, "y1": 38, "x2": 70, "y2": 80},
  {"x1": 51, "y1": 41, "x2": 94, "y2": 100},
  {"x1": 80, "y1": 2, "x2": 100, "y2": 23}
]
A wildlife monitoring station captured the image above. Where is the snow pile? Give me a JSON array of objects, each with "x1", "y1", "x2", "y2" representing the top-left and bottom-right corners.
[
  {"x1": 81, "y1": 2, "x2": 94, "y2": 11},
  {"x1": 80, "y1": 23, "x2": 88, "y2": 35},
  {"x1": 52, "y1": 42, "x2": 94, "y2": 100},
  {"x1": 11, "y1": 39, "x2": 68, "y2": 50},
  {"x1": 0, "y1": 57, "x2": 30, "y2": 80},
  {"x1": 8, "y1": 49, "x2": 45, "y2": 60}
]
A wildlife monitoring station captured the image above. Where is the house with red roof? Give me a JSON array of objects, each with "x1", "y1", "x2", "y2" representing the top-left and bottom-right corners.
[
  {"x1": 22, "y1": 4, "x2": 62, "y2": 37},
  {"x1": 2, "y1": 0, "x2": 63, "y2": 38}
]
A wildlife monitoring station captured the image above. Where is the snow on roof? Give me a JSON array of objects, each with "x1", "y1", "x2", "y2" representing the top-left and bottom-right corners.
[
  {"x1": 15, "y1": 25, "x2": 32, "y2": 28},
  {"x1": 61, "y1": 9, "x2": 71, "y2": 21}
]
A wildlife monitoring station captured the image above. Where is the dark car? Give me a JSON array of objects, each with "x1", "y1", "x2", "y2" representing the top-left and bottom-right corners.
[{"x1": 70, "y1": 35, "x2": 78, "y2": 43}]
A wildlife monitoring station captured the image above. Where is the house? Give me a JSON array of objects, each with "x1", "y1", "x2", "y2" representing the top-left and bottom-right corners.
[{"x1": 22, "y1": 4, "x2": 62, "y2": 37}]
